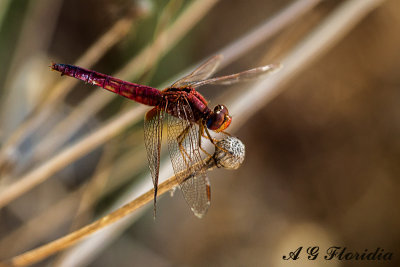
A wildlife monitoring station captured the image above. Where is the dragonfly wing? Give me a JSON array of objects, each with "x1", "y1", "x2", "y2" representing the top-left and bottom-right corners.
[
  {"x1": 189, "y1": 63, "x2": 282, "y2": 88},
  {"x1": 144, "y1": 107, "x2": 164, "y2": 214},
  {"x1": 166, "y1": 99, "x2": 211, "y2": 218},
  {"x1": 171, "y1": 55, "x2": 223, "y2": 88}
]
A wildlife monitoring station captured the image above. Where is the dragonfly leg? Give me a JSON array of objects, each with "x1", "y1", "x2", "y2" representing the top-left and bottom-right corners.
[
  {"x1": 176, "y1": 125, "x2": 194, "y2": 170},
  {"x1": 177, "y1": 124, "x2": 191, "y2": 143},
  {"x1": 197, "y1": 123, "x2": 213, "y2": 158},
  {"x1": 204, "y1": 125, "x2": 231, "y2": 154},
  {"x1": 201, "y1": 124, "x2": 219, "y2": 144},
  {"x1": 178, "y1": 144, "x2": 192, "y2": 172}
]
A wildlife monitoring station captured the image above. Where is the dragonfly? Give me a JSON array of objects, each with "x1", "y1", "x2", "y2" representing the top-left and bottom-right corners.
[{"x1": 51, "y1": 55, "x2": 280, "y2": 217}]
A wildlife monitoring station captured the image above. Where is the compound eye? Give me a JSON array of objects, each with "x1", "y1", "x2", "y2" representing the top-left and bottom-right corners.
[{"x1": 207, "y1": 105, "x2": 232, "y2": 132}]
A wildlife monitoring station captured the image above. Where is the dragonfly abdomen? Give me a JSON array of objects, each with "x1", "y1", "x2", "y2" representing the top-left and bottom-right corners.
[{"x1": 51, "y1": 63, "x2": 162, "y2": 106}]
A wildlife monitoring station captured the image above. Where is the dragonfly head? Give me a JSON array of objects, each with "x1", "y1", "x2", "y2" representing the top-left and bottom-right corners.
[{"x1": 206, "y1": 105, "x2": 232, "y2": 132}]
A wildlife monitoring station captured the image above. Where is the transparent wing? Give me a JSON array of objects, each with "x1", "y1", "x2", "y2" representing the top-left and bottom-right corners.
[
  {"x1": 166, "y1": 98, "x2": 211, "y2": 218},
  {"x1": 144, "y1": 107, "x2": 163, "y2": 215},
  {"x1": 171, "y1": 55, "x2": 223, "y2": 88},
  {"x1": 189, "y1": 63, "x2": 282, "y2": 88}
]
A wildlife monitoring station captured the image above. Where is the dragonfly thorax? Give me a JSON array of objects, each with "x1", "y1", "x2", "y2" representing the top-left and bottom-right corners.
[{"x1": 206, "y1": 105, "x2": 232, "y2": 132}]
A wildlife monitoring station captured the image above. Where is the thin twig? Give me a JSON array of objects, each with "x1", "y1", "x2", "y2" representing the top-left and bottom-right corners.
[
  {"x1": 0, "y1": 141, "x2": 145, "y2": 258},
  {"x1": 2, "y1": 174, "x2": 178, "y2": 267},
  {"x1": 0, "y1": 185, "x2": 87, "y2": 258},
  {"x1": 0, "y1": 106, "x2": 146, "y2": 209}
]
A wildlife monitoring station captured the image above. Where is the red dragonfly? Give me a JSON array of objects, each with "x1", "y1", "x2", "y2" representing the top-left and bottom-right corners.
[{"x1": 51, "y1": 55, "x2": 279, "y2": 217}]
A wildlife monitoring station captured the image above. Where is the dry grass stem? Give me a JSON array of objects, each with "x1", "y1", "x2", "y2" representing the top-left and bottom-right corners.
[
  {"x1": 66, "y1": 142, "x2": 121, "y2": 231},
  {"x1": 0, "y1": 142, "x2": 145, "y2": 258},
  {"x1": 2, "y1": 173, "x2": 179, "y2": 267},
  {"x1": 50, "y1": 143, "x2": 122, "y2": 266},
  {"x1": 0, "y1": 185, "x2": 87, "y2": 258},
  {"x1": 0, "y1": 106, "x2": 146, "y2": 209},
  {"x1": 32, "y1": 91, "x2": 115, "y2": 161}
]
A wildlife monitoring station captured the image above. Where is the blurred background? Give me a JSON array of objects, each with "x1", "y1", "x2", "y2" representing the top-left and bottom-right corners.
[{"x1": 0, "y1": 0, "x2": 399, "y2": 266}]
